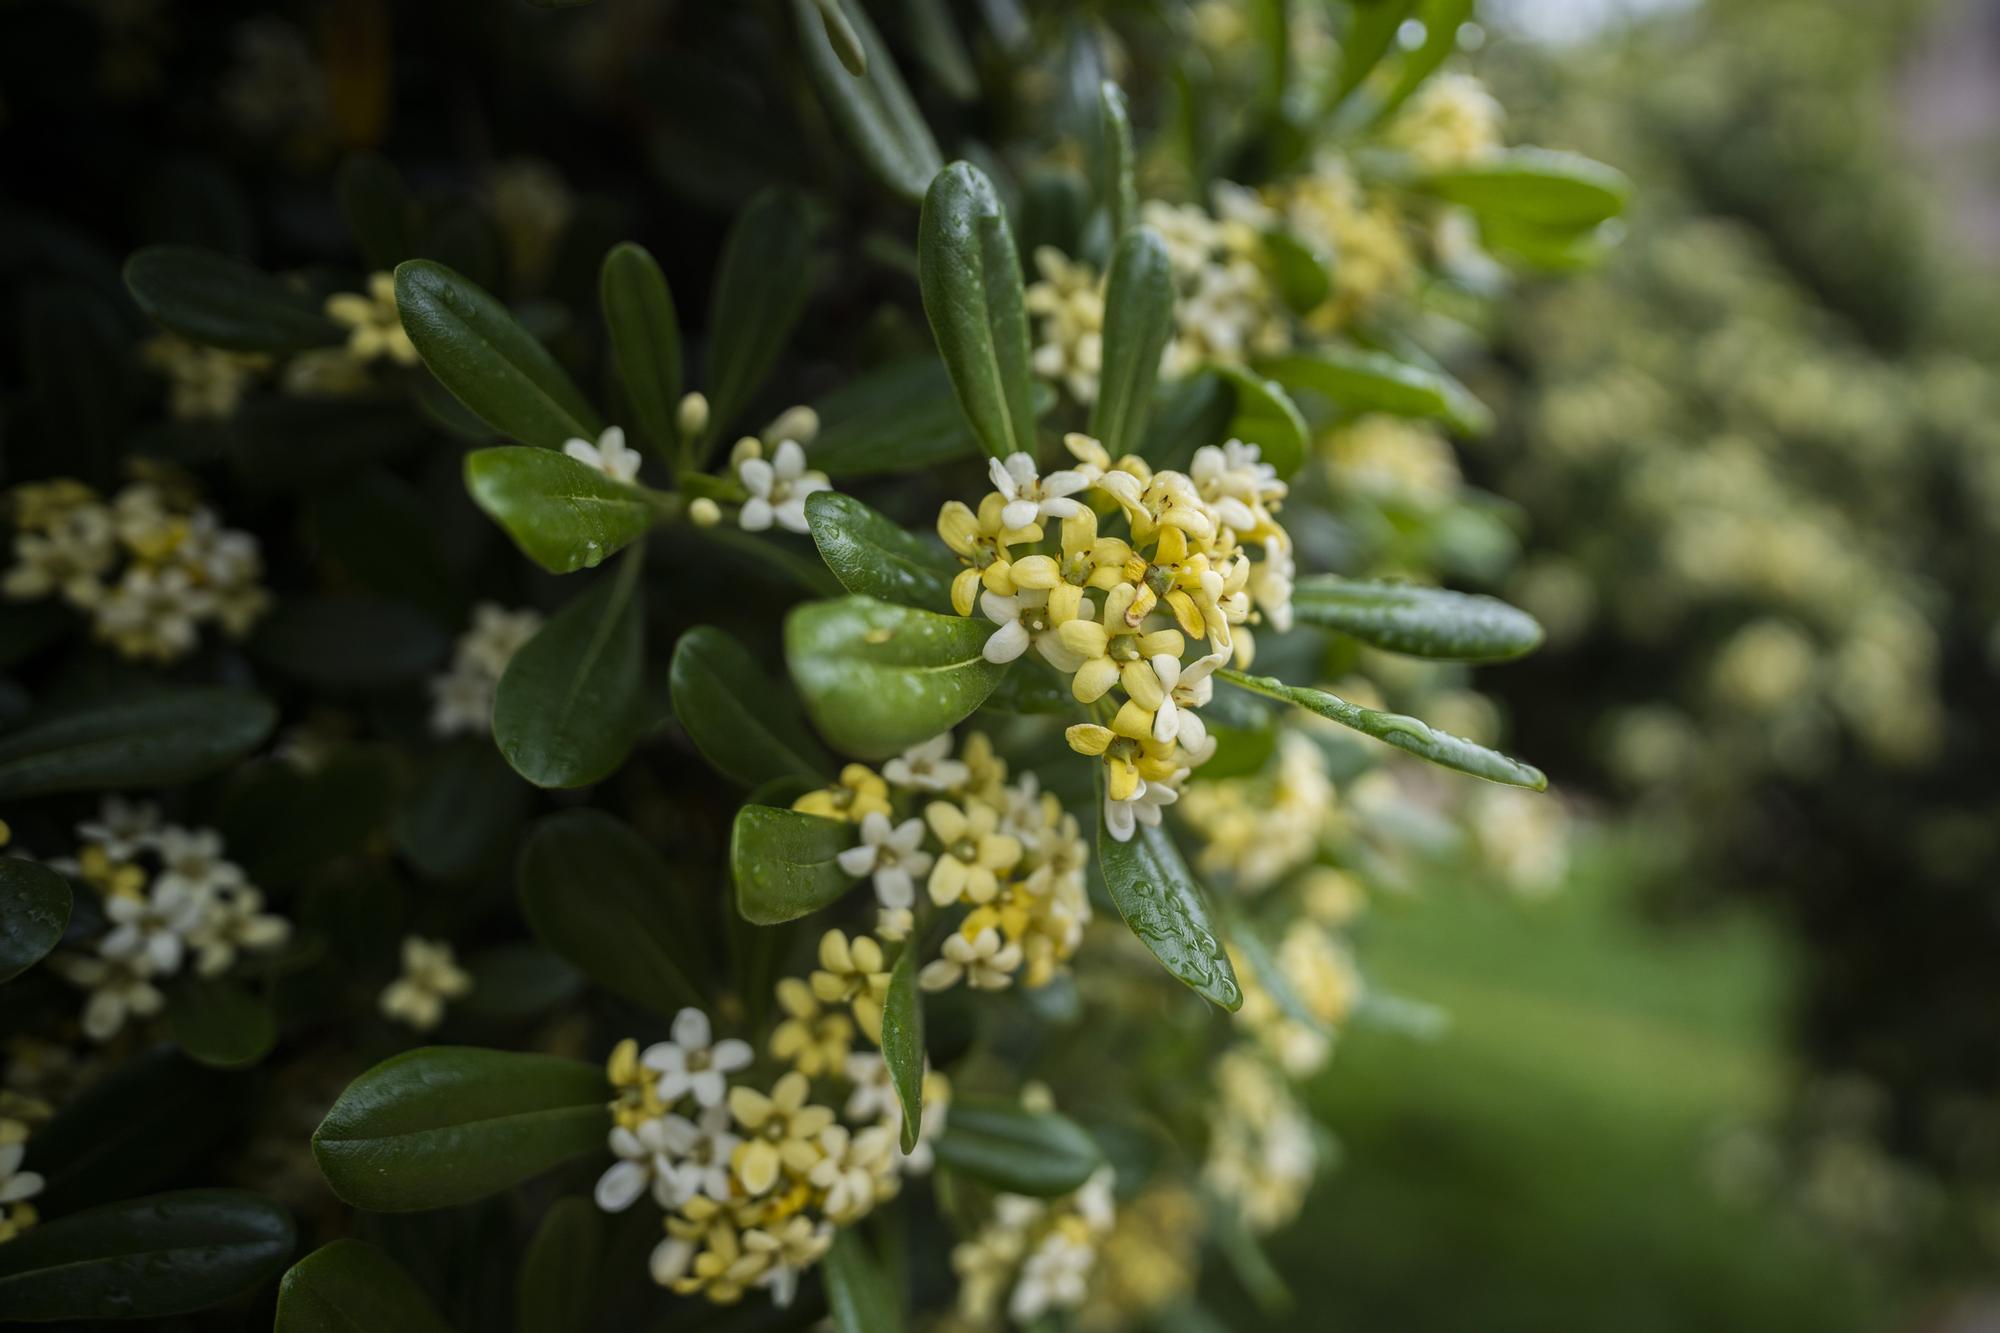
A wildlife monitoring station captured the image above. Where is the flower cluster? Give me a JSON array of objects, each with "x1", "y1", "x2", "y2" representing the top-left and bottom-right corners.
[
  {"x1": 597, "y1": 999, "x2": 947, "y2": 1307},
  {"x1": 0, "y1": 1092, "x2": 48, "y2": 1245},
  {"x1": 795, "y1": 732, "x2": 1092, "y2": 994},
  {"x1": 428, "y1": 602, "x2": 545, "y2": 736},
  {"x1": 378, "y1": 936, "x2": 473, "y2": 1031},
  {"x1": 1202, "y1": 1047, "x2": 1319, "y2": 1234},
  {"x1": 44, "y1": 798, "x2": 290, "y2": 1041},
  {"x1": 951, "y1": 1161, "x2": 1117, "y2": 1326},
  {"x1": 938, "y1": 439, "x2": 1294, "y2": 841},
  {"x1": 1178, "y1": 731, "x2": 1339, "y2": 891},
  {"x1": 726, "y1": 405, "x2": 833, "y2": 535},
  {"x1": 2, "y1": 472, "x2": 269, "y2": 662}
]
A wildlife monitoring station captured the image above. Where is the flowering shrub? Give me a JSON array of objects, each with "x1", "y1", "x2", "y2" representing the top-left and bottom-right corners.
[{"x1": 0, "y1": 0, "x2": 1620, "y2": 1326}]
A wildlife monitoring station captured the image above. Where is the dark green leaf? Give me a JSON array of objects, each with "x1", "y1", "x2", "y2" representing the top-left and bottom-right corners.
[
  {"x1": 918, "y1": 162, "x2": 1038, "y2": 461},
  {"x1": 312, "y1": 1046, "x2": 606, "y2": 1211},
  {"x1": 0, "y1": 1189, "x2": 293, "y2": 1322},
  {"x1": 459, "y1": 943, "x2": 583, "y2": 1020},
  {"x1": 1290, "y1": 576, "x2": 1543, "y2": 660},
  {"x1": 791, "y1": 0, "x2": 943, "y2": 201},
  {"x1": 124, "y1": 245, "x2": 343, "y2": 352},
  {"x1": 1413, "y1": 148, "x2": 1631, "y2": 229},
  {"x1": 825, "y1": 1228, "x2": 904, "y2": 1333},
  {"x1": 1089, "y1": 225, "x2": 1175, "y2": 461},
  {"x1": 1099, "y1": 82, "x2": 1138, "y2": 239},
  {"x1": 785, "y1": 595, "x2": 1004, "y2": 759},
  {"x1": 670, "y1": 626, "x2": 833, "y2": 788},
  {"x1": 392, "y1": 743, "x2": 531, "y2": 881},
  {"x1": 880, "y1": 945, "x2": 925, "y2": 1153},
  {"x1": 519, "y1": 808, "x2": 707, "y2": 1014},
  {"x1": 981, "y1": 661, "x2": 1072, "y2": 714},
  {"x1": 1218, "y1": 667, "x2": 1547, "y2": 788},
  {"x1": 600, "y1": 242, "x2": 681, "y2": 456},
  {"x1": 1212, "y1": 364, "x2": 1309, "y2": 478},
  {"x1": 395, "y1": 259, "x2": 601, "y2": 449},
  {"x1": 902, "y1": 0, "x2": 977, "y2": 99},
  {"x1": 1334, "y1": 0, "x2": 1416, "y2": 105},
  {"x1": 0, "y1": 688, "x2": 275, "y2": 801},
  {"x1": 338, "y1": 154, "x2": 420, "y2": 272},
  {"x1": 1258, "y1": 345, "x2": 1490, "y2": 436},
  {"x1": 277, "y1": 1240, "x2": 451, "y2": 1333},
  {"x1": 1262, "y1": 228, "x2": 1332, "y2": 314},
  {"x1": 30, "y1": 1049, "x2": 233, "y2": 1213},
  {"x1": 708, "y1": 188, "x2": 816, "y2": 435},
  {"x1": 1095, "y1": 798, "x2": 1241, "y2": 1010},
  {"x1": 167, "y1": 979, "x2": 277, "y2": 1069},
  {"x1": 492, "y1": 556, "x2": 646, "y2": 788},
  {"x1": 814, "y1": 0, "x2": 868, "y2": 75},
  {"x1": 933, "y1": 1098, "x2": 1103, "y2": 1196},
  {"x1": 1143, "y1": 372, "x2": 1234, "y2": 473},
  {"x1": 464, "y1": 446, "x2": 657, "y2": 575},
  {"x1": 730, "y1": 804, "x2": 857, "y2": 925},
  {"x1": 804, "y1": 492, "x2": 957, "y2": 613},
  {"x1": 251, "y1": 596, "x2": 449, "y2": 690},
  {"x1": 0, "y1": 857, "x2": 70, "y2": 984},
  {"x1": 1371, "y1": 0, "x2": 1475, "y2": 123},
  {"x1": 517, "y1": 1198, "x2": 601, "y2": 1333},
  {"x1": 809, "y1": 359, "x2": 981, "y2": 478}
]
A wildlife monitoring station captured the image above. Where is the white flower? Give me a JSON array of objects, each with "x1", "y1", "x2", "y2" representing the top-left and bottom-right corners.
[
  {"x1": 428, "y1": 667, "x2": 493, "y2": 737},
  {"x1": 979, "y1": 588, "x2": 1087, "y2": 671},
  {"x1": 642, "y1": 1007, "x2": 753, "y2": 1108},
  {"x1": 919, "y1": 926, "x2": 1022, "y2": 992},
  {"x1": 1249, "y1": 537, "x2": 1295, "y2": 633},
  {"x1": 876, "y1": 906, "x2": 914, "y2": 942},
  {"x1": 988, "y1": 453, "x2": 1088, "y2": 530},
  {"x1": 152, "y1": 825, "x2": 246, "y2": 900},
  {"x1": 187, "y1": 886, "x2": 291, "y2": 978},
  {"x1": 53, "y1": 953, "x2": 164, "y2": 1042},
  {"x1": 881, "y1": 733, "x2": 970, "y2": 792},
  {"x1": 655, "y1": 1103, "x2": 741, "y2": 1205},
  {"x1": 99, "y1": 881, "x2": 204, "y2": 975},
  {"x1": 379, "y1": 936, "x2": 472, "y2": 1030},
  {"x1": 1009, "y1": 1227, "x2": 1096, "y2": 1321},
  {"x1": 843, "y1": 1052, "x2": 899, "y2": 1125},
  {"x1": 1103, "y1": 777, "x2": 1182, "y2": 844},
  {"x1": 737, "y1": 439, "x2": 831, "y2": 534},
  {"x1": 649, "y1": 1236, "x2": 697, "y2": 1287},
  {"x1": 0, "y1": 1136, "x2": 45, "y2": 1211},
  {"x1": 835, "y1": 812, "x2": 933, "y2": 910},
  {"x1": 459, "y1": 602, "x2": 544, "y2": 677},
  {"x1": 562, "y1": 425, "x2": 643, "y2": 484},
  {"x1": 594, "y1": 1117, "x2": 673, "y2": 1212},
  {"x1": 75, "y1": 796, "x2": 161, "y2": 859}
]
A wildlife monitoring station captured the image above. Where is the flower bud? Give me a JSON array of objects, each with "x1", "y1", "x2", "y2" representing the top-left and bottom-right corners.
[{"x1": 676, "y1": 391, "x2": 710, "y2": 439}]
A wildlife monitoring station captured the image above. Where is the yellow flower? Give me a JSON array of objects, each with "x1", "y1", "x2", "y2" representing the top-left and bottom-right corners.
[
  {"x1": 8, "y1": 480, "x2": 98, "y2": 532},
  {"x1": 768, "y1": 977, "x2": 854, "y2": 1078},
  {"x1": 958, "y1": 732, "x2": 1008, "y2": 804},
  {"x1": 1065, "y1": 706, "x2": 1181, "y2": 801},
  {"x1": 938, "y1": 494, "x2": 1043, "y2": 616},
  {"x1": 325, "y1": 271, "x2": 419, "y2": 366},
  {"x1": 809, "y1": 930, "x2": 891, "y2": 1043},
  {"x1": 924, "y1": 800, "x2": 1023, "y2": 906},
  {"x1": 792, "y1": 764, "x2": 891, "y2": 824},
  {"x1": 606, "y1": 1037, "x2": 666, "y2": 1130},
  {"x1": 1056, "y1": 583, "x2": 1186, "y2": 705},
  {"x1": 728, "y1": 1071, "x2": 836, "y2": 1196},
  {"x1": 1009, "y1": 507, "x2": 1133, "y2": 598}
]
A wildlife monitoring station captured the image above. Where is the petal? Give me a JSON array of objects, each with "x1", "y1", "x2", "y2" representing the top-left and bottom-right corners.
[
  {"x1": 1059, "y1": 620, "x2": 1110, "y2": 659},
  {"x1": 1002, "y1": 499, "x2": 1040, "y2": 531},
  {"x1": 984, "y1": 620, "x2": 1030, "y2": 664},
  {"x1": 925, "y1": 801, "x2": 967, "y2": 842},
  {"x1": 836, "y1": 844, "x2": 879, "y2": 876},
  {"x1": 595, "y1": 1159, "x2": 650, "y2": 1212},
  {"x1": 711, "y1": 1038, "x2": 754, "y2": 1072},
  {"x1": 672, "y1": 1008, "x2": 712, "y2": 1049},
  {"x1": 738, "y1": 457, "x2": 774, "y2": 496},
  {"x1": 738, "y1": 497, "x2": 775, "y2": 530},
  {"x1": 1071, "y1": 657, "x2": 1120, "y2": 704},
  {"x1": 1064, "y1": 723, "x2": 1114, "y2": 756},
  {"x1": 1009, "y1": 555, "x2": 1060, "y2": 590}
]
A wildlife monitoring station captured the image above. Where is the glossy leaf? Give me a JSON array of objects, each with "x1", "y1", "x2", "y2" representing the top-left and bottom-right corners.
[
  {"x1": 124, "y1": 245, "x2": 343, "y2": 352},
  {"x1": 1089, "y1": 225, "x2": 1175, "y2": 461},
  {"x1": 1290, "y1": 576, "x2": 1544, "y2": 661},
  {"x1": 880, "y1": 945, "x2": 925, "y2": 1153},
  {"x1": 395, "y1": 259, "x2": 601, "y2": 449},
  {"x1": 1218, "y1": 668, "x2": 1547, "y2": 789},
  {"x1": 1212, "y1": 364, "x2": 1309, "y2": 479},
  {"x1": 1095, "y1": 802, "x2": 1242, "y2": 1011},
  {"x1": 168, "y1": 978, "x2": 277, "y2": 1069},
  {"x1": 600, "y1": 242, "x2": 681, "y2": 455},
  {"x1": 933, "y1": 1098, "x2": 1103, "y2": 1196},
  {"x1": 1099, "y1": 82, "x2": 1138, "y2": 239},
  {"x1": 918, "y1": 162, "x2": 1037, "y2": 462},
  {"x1": 338, "y1": 154, "x2": 419, "y2": 272},
  {"x1": 791, "y1": 0, "x2": 942, "y2": 202},
  {"x1": 1258, "y1": 345, "x2": 1491, "y2": 436},
  {"x1": 0, "y1": 1189, "x2": 293, "y2": 1321},
  {"x1": 276, "y1": 1240, "x2": 451, "y2": 1333},
  {"x1": 825, "y1": 1228, "x2": 904, "y2": 1333},
  {"x1": 730, "y1": 804, "x2": 857, "y2": 925},
  {"x1": 0, "y1": 857, "x2": 70, "y2": 984},
  {"x1": 464, "y1": 446, "x2": 656, "y2": 575},
  {"x1": 0, "y1": 688, "x2": 276, "y2": 801},
  {"x1": 1334, "y1": 0, "x2": 1415, "y2": 104},
  {"x1": 492, "y1": 556, "x2": 647, "y2": 788},
  {"x1": 784, "y1": 595, "x2": 1005, "y2": 758},
  {"x1": 312, "y1": 1046, "x2": 606, "y2": 1211},
  {"x1": 518, "y1": 1198, "x2": 601, "y2": 1333},
  {"x1": 670, "y1": 625, "x2": 834, "y2": 788},
  {"x1": 519, "y1": 808, "x2": 706, "y2": 1015},
  {"x1": 1414, "y1": 148, "x2": 1631, "y2": 229},
  {"x1": 809, "y1": 358, "x2": 981, "y2": 477},
  {"x1": 804, "y1": 492, "x2": 957, "y2": 613},
  {"x1": 708, "y1": 187, "x2": 815, "y2": 435}
]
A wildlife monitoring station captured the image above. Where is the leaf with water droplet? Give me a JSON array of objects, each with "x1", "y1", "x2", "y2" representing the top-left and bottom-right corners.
[
  {"x1": 1290, "y1": 575, "x2": 1544, "y2": 661},
  {"x1": 464, "y1": 446, "x2": 657, "y2": 575},
  {"x1": 730, "y1": 803, "x2": 857, "y2": 925},
  {"x1": 1094, "y1": 784, "x2": 1241, "y2": 1011},
  {"x1": 803, "y1": 491, "x2": 958, "y2": 613}
]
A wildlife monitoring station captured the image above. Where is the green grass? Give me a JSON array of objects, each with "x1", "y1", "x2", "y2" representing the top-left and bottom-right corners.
[{"x1": 1218, "y1": 830, "x2": 1902, "y2": 1332}]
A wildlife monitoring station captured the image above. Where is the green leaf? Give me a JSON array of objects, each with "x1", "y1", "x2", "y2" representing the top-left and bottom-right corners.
[
  {"x1": 1261, "y1": 228, "x2": 1332, "y2": 314},
  {"x1": 464, "y1": 447, "x2": 657, "y2": 575},
  {"x1": 1333, "y1": 0, "x2": 1416, "y2": 104},
  {"x1": 459, "y1": 943, "x2": 583, "y2": 1020},
  {"x1": 1258, "y1": 345, "x2": 1491, "y2": 436},
  {"x1": 982, "y1": 660, "x2": 1072, "y2": 714},
  {"x1": 809, "y1": 358, "x2": 981, "y2": 477},
  {"x1": 1414, "y1": 148, "x2": 1631, "y2": 229},
  {"x1": 804, "y1": 492, "x2": 958, "y2": 613},
  {"x1": 730, "y1": 804, "x2": 857, "y2": 925},
  {"x1": 1212, "y1": 364, "x2": 1309, "y2": 478},
  {"x1": 1371, "y1": 0, "x2": 1475, "y2": 124},
  {"x1": 918, "y1": 162, "x2": 1038, "y2": 462},
  {"x1": 395, "y1": 259, "x2": 602, "y2": 449},
  {"x1": 277, "y1": 1240, "x2": 451, "y2": 1333},
  {"x1": 600, "y1": 242, "x2": 682, "y2": 456},
  {"x1": 1099, "y1": 82, "x2": 1138, "y2": 239},
  {"x1": 785, "y1": 595, "x2": 1005, "y2": 759},
  {"x1": 814, "y1": 0, "x2": 868, "y2": 75},
  {"x1": 167, "y1": 978, "x2": 277, "y2": 1069},
  {"x1": 123, "y1": 245, "x2": 343, "y2": 352},
  {"x1": 791, "y1": 0, "x2": 943, "y2": 202},
  {"x1": 251, "y1": 596, "x2": 450, "y2": 690},
  {"x1": 519, "y1": 808, "x2": 707, "y2": 1015},
  {"x1": 670, "y1": 626, "x2": 834, "y2": 788},
  {"x1": 1218, "y1": 667, "x2": 1547, "y2": 788},
  {"x1": 0, "y1": 1189, "x2": 294, "y2": 1322},
  {"x1": 933, "y1": 1099, "x2": 1104, "y2": 1196},
  {"x1": 1088, "y1": 225, "x2": 1175, "y2": 461},
  {"x1": 708, "y1": 188, "x2": 816, "y2": 436},
  {"x1": 825, "y1": 1228, "x2": 905, "y2": 1333},
  {"x1": 1290, "y1": 576, "x2": 1543, "y2": 660},
  {"x1": 29, "y1": 1049, "x2": 231, "y2": 1213},
  {"x1": 517, "y1": 1198, "x2": 601, "y2": 1333},
  {"x1": 0, "y1": 857, "x2": 70, "y2": 984},
  {"x1": 901, "y1": 0, "x2": 977, "y2": 100},
  {"x1": 0, "y1": 687, "x2": 275, "y2": 800},
  {"x1": 338, "y1": 154, "x2": 420, "y2": 272},
  {"x1": 392, "y1": 743, "x2": 530, "y2": 881},
  {"x1": 312, "y1": 1046, "x2": 606, "y2": 1212},
  {"x1": 880, "y1": 945, "x2": 925, "y2": 1153},
  {"x1": 1095, "y1": 799, "x2": 1242, "y2": 1011},
  {"x1": 492, "y1": 555, "x2": 646, "y2": 788}
]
